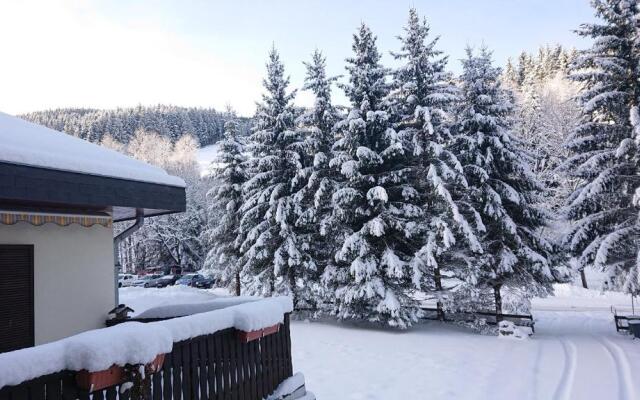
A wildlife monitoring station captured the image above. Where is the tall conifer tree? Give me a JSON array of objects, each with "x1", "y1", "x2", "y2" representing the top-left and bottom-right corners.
[
  {"x1": 563, "y1": 0, "x2": 640, "y2": 295},
  {"x1": 323, "y1": 24, "x2": 423, "y2": 328},
  {"x1": 455, "y1": 47, "x2": 557, "y2": 314},
  {"x1": 293, "y1": 50, "x2": 342, "y2": 307},
  {"x1": 239, "y1": 48, "x2": 308, "y2": 304},
  {"x1": 389, "y1": 9, "x2": 482, "y2": 319},
  {"x1": 204, "y1": 120, "x2": 247, "y2": 295}
]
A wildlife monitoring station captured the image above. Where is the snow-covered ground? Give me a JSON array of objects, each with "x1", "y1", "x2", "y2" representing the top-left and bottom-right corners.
[
  {"x1": 196, "y1": 144, "x2": 221, "y2": 176},
  {"x1": 120, "y1": 285, "x2": 640, "y2": 400}
]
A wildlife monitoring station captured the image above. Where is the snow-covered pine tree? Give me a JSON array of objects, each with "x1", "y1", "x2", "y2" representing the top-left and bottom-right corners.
[
  {"x1": 204, "y1": 120, "x2": 247, "y2": 295},
  {"x1": 454, "y1": 47, "x2": 558, "y2": 314},
  {"x1": 239, "y1": 47, "x2": 309, "y2": 305},
  {"x1": 563, "y1": 0, "x2": 640, "y2": 294},
  {"x1": 292, "y1": 50, "x2": 342, "y2": 308},
  {"x1": 388, "y1": 8, "x2": 482, "y2": 320},
  {"x1": 322, "y1": 23, "x2": 422, "y2": 328}
]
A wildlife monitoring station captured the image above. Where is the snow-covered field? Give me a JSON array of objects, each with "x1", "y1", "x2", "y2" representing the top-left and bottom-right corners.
[
  {"x1": 197, "y1": 144, "x2": 221, "y2": 176},
  {"x1": 121, "y1": 285, "x2": 640, "y2": 400}
]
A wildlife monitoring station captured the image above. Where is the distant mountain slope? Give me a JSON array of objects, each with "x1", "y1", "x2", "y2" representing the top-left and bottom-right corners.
[{"x1": 21, "y1": 105, "x2": 252, "y2": 146}]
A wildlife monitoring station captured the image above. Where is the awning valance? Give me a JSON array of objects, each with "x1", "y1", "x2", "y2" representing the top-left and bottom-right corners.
[{"x1": 0, "y1": 210, "x2": 112, "y2": 228}]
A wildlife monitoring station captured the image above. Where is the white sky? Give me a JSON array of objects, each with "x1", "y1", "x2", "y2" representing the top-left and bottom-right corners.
[
  {"x1": 0, "y1": 0, "x2": 264, "y2": 116},
  {"x1": 0, "y1": 0, "x2": 593, "y2": 117}
]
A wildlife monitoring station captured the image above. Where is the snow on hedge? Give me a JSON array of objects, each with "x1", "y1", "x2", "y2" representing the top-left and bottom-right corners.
[
  {"x1": 0, "y1": 296, "x2": 292, "y2": 389},
  {"x1": 0, "y1": 111, "x2": 184, "y2": 187}
]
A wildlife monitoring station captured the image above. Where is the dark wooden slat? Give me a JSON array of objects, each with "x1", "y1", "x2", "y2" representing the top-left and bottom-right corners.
[
  {"x1": 241, "y1": 338, "x2": 251, "y2": 399},
  {"x1": 172, "y1": 343, "x2": 183, "y2": 400},
  {"x1": 190, "y1": 339, "x2": 200, "y2": 400},
  {"x1": 264, "y1": 334, "x2": 274, "y2": 395},
  {"x1": 284, "y1": 314, "x2": 293, "y2": 377},
  {"x1": 222, "y1": 334, "x2": 235, "y2": 400},
  {"x1": 207, "y1": 335, "x2": 216, "y2": 400},
  {"x1": 235, "y1": 337, "x2": 245, "y2": 400},
  {"x1": 271, "y1": 331, "x2": 279, "y2": 392},
  {"x1": 152, "y1": 369, "x2": 162, "y2": 400},
  {"x1": 214, "y1": 333, "x2": 224, "y2": 400},
  {"x1": 105, "y1": 387, "x2": 117, "y2": 400},
  {"x1": 76, "y1": 390, "x2": 90, "y2": 400},
  {"x1": 182, "y1": 342, "x2": 192, "y2": 400},
  {"x1": 162, "y1": 351, "x2": 173, "y2": 400},
  {"x1": 246, "y1": 340, "x2": 260, "y2": 399},
  {"x1": 0, "y1": 388, "x2": 11, "y2": 400},
  {"x1": 256, "y1": 337, "x2": 266, "y2": 399},
  {"x1": 93, "y1": 389, "x2": 105, "y2": 400},
  {"x1": 275, "y1": 326, "x2": 284, "y2": 385},
  {"x1": 11, "y1": 386, "x2": 29, "y2": 400},
  {"x1": 198, "y1": 336, "x2": 209, "y2": 399},
  {"x1": 61, "y1": 373, "x2": 79, "y2": 400},
  {"x1": 45, "y1": 377, "x2": 62, "y2": 400},
  {"x1": 27, "y1": 378, "x2": 45, "y2": 400}
]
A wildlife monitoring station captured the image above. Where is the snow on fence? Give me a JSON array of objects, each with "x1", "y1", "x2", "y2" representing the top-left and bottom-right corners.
[{"x1": 0, "y1": 297, "x2": 293, "y2": 400}]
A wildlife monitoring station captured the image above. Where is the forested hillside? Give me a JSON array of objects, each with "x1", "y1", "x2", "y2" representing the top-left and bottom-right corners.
[{"x1": 21, "y1": 105, "x2": 251, "y2": 146}]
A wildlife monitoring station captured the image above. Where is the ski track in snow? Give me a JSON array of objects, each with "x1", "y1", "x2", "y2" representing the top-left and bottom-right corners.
[
  {"x1": 552, "y1": 338, "x2": 576, "y2": 400},
  {"x1": 599, "y1": 337, "x2": 636, "y2": 400}
]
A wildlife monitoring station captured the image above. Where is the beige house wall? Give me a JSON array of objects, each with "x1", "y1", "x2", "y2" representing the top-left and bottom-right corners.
[{"x1": 0, "y1": 222, "x2": 114, "y2": 344}]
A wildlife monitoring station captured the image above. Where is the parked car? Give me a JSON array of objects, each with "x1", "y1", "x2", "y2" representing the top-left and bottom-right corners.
[
  {"x1": 130, "y1": 274, "x2": 163, "y2": 287},
  {"x1": 118, "y1": 273, "x2": 138, "y2": 287},
  {"x1": 176, "y1": 273, "x2": 214, "y2": 289},
  {"x1": 146, "y1": 274, "x2": 182, "y2": 288}
]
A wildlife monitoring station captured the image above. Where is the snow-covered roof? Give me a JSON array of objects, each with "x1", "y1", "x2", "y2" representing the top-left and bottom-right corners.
[{"x1": 0, "y1": 112, "x2": 185, "y2": 187}]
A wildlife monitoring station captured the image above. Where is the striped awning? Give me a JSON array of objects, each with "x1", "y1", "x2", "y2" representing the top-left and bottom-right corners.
[{"x1": 0, "y1": 210, "x2": 112, "y2": 228}]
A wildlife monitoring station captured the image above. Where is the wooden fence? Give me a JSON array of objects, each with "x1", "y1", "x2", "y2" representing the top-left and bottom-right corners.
[
  {"x1": 0, "y1": 314, "x2": 293, "y2": 400},
  {"x1": 420, "y1": 307, "x2": 535, "y2": 332}
]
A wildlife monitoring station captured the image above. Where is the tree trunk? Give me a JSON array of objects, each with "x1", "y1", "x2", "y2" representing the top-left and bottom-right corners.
[
  {"x1": 289, "y1": 272, "x2": 297, "y2": 310},
  {"x1": 580, "y1": 269, "x2": 588, "y2": 289},
  {"x1": 494, "y1": 284, "x2": 503, "y2": 319},
  {"x1": 434, "y1": 266, "x2": 444, "y2": 321},
  {"x1": 235, "y1": 271, "x2": 241, "y2": 296}
]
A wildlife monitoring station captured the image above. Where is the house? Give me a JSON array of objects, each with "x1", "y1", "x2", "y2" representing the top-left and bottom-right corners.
[{"x1": 0, "y1": 111, "x2": 186, "y2": 353}]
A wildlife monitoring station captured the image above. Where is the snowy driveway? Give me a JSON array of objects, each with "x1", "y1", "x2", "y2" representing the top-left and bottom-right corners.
[{"x1": 291, "y1": 311, "x2": 640, "y2": 400}]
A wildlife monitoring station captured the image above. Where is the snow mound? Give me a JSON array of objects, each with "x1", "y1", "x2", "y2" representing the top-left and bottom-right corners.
[
  {"x1": 0, "y1": 111, "x2": 184, "y2": 187},
  {"x1": 497, "y1": 320, "x2": 530, "y2": 340},
  {"x1": 267, "y1": 372, "x2": 314, "y2": 400}
]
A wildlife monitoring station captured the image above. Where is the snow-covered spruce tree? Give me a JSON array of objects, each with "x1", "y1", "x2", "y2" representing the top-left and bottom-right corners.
[
  {"x1": 388, "y1": 9, "x2": 482, "y2": 319},
  {"x1": 239, "y1": 48, "x2": 309, "y2": 305},
  {"x1": 507, "y1": 45, "x2": 580, "y2": 211},
  {"x1": 204, "y1": 120, "x2": 247, "y2": 295},
  {"x1": 454, "y1": 47, "x2": 558, "y2": 314},
  {"x1": 563, "y1": 0, "x2": 640, "y2": 294},
  {"x1": 291, "y1": 50, "x2": 342, "y2": 308},
  {"x1": 322, "y1": 24, "x2": 422, "y2": 328}
]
